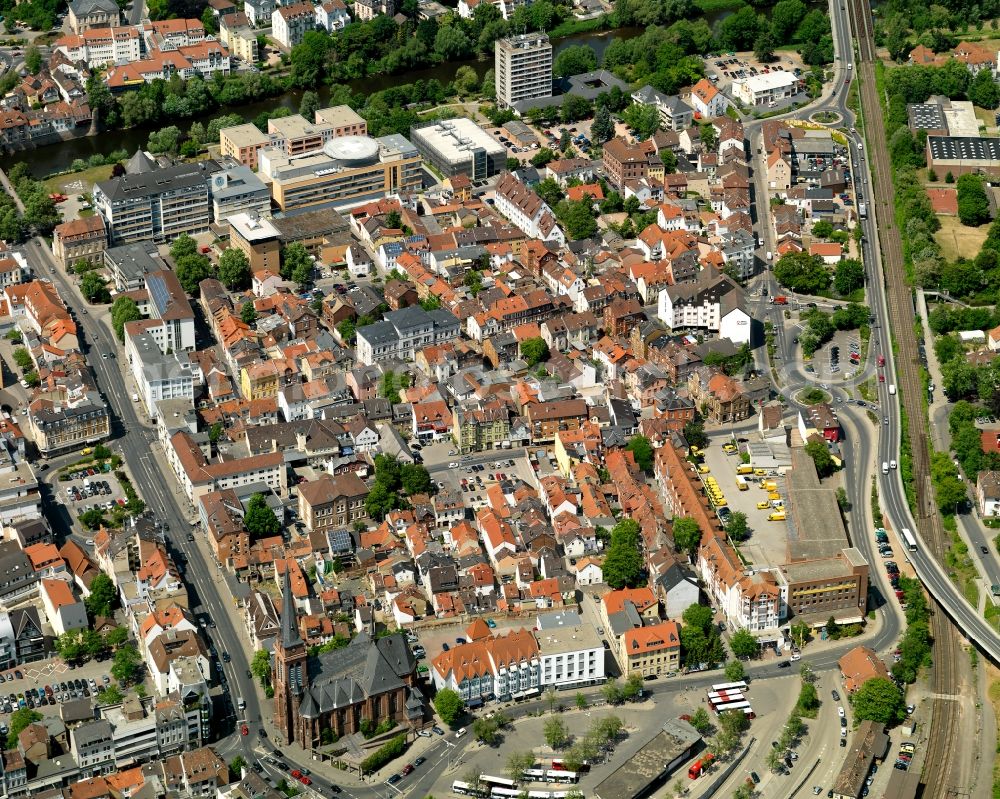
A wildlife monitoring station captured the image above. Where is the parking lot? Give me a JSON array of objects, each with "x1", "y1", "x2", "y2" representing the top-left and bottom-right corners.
[
  {"x1": 58, "y1": 468, "x2": 128, "y2": 525},
  {"x1": 698, "y1": 441, "x2": 790, "y2": 566},
  {"x1": 702, "y1": 51, "x2": 810, "y2": 110},
  {"x1": 0, "y1": 656, "x2": 118, "y2": 730}
]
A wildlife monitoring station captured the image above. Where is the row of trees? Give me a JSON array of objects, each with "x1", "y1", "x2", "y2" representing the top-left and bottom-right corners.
[{"x1": 773, "y1": 251, "x2": 865, "y2": 299}]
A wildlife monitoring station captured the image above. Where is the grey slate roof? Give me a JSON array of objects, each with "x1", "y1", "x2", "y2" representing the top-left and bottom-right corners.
[{"x1": 299, "y1": 633, "x2": 416, "y2": 718}]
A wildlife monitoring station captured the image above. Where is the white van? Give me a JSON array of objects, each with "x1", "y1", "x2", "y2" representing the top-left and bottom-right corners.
[
  {"x1": 237, "y1": 697, "x2": 246, "y2": 712},
  {"x1": 889, "y1": 384, "x2": 896, "y2": 395},
  {"x1": 890, "y1": 460, "x2": 897, "y2": 470},
  {"x1": 766, "y1": 250, "x2": 773, "y2": 262},
  {"x1": 882, "y1": 462, "x2": 889, "y2": 475},
  {"x1": 455, "y1": 727, "x2": 468, "y2": 739}
]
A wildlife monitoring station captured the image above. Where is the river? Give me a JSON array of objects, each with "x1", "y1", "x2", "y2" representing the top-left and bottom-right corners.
[{"x1": 1, "y1": 25, "x2": 661, "y2": 177}]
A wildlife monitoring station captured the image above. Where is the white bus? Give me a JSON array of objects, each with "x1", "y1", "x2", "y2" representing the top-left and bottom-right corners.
[
  {"x1": 481, "y1": 776, "x2": 517, "y2": 791},
  {"x1": 711, "y1": 681, "x2": 749, "y2": 693},
  {"x1": 452, "y1": 782, "x2": 485, "y2": 797},
  {"x1": 491, "y1": 789, "x2": 520, "y2": 799},
  {"x1": 714, "y1": 700, "x2": 756, "y2": 719},
  {"x1": 523, "y1": 770, "x2": 547, "y2": 782},
  {"x1": 546, "y1": 771, "x2": 578, "y2": 784},
  {"x1": 901, "y1": 528, "x2": 917, "y2": 552}
]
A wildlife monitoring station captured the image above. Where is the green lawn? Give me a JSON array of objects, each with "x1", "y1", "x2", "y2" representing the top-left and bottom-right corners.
[{"x1": 43, "y1": 163, "x2": 114, "y2": 196}]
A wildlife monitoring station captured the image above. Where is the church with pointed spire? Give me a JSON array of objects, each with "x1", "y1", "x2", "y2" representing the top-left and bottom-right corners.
[{"x1": 272, "y1": 568, "x2": 425, "y2": 748}]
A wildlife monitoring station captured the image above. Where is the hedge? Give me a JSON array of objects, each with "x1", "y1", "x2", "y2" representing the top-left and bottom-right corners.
[{"x1": 360, "y1": 732, "x2": 408, "y2": 773}]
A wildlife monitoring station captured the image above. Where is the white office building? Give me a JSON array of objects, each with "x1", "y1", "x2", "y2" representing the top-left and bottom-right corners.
[
  {"x1": 495, "y1": 33, "x2": 552, "y2": 110},
  {"x1": 732, "y1": 70, "x2": 800, "y2": 107},
  {"x1": 535, "y1": 610, "x2": 605, "y2": 690}
]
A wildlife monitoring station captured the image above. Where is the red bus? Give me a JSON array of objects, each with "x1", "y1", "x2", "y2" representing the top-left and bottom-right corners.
[{"x1": 688, "y1": 754, "x2": 715, "y2": 779}]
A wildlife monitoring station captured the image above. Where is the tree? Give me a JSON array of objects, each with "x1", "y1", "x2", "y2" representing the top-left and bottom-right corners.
[
  {"x1": 622, "y1": 103, "x2": 660, "y2": 140},
  {"x1": 6, "y1": 708, "x2": 42, "y2": 748},
  {"x1": 851, "y1": 677, "x2": 906, "y2": 724},
  {"x1": 969, "y1": 66, "x2": 1000, "y2": 110},
  {"x1": 689, "y1": 707, "x2": 711, "y2": 734},
  {"x1": 554, "y1": 44, "x2": 597, "y2": 78},
  {"x1": 774, "y1": 252, "x2": 831, "y2": 294},
  {"x1": 770, "y1": 0, "x2": 807, "y2": 41},
  {"x1": 111, "y1": 644, "x2": 142, "y2": 685},
  {"x1": 507, "y1": 751, "x2": 536, "y2": 782},
  {"x1": 725, "y1": 510, "x2": 749, "y2": 541},
  {"x1": 218, "y1": 248, "x2": 251, "y2": 290},
  {"x1": 97, "y1": 683, "x2": 125, "y2": 706},
  {"x1": 299, "y1": 90, "x2": 320, "y2": 121},
  {"x1": 753, "y1": 30, "x2": 776, "y2": 62},
  {"x1": 717, "y1": 4, "x2": 764, "y2": 51},
  {"x1": 244, "y1": 492, "x2": 280, "y2": 539},
  {"x1": 400, "y1": 462, "x2": 433, "y2": 495},
  {"x1": 111, "y1": 296, "x2": 142, "y2": 342},
  {"x1": 241, "y1": 301, "x2": 257, "y2": 326},
  {"x1": 175, "y1": 254, "x2": 214, "y2": 296},
  {"x1": 684, "y1": 418, "x2": 708, "y2": 449},
  {"x1": 57, "y1": 631, "x2": 86, "y2": 663},
  {"x1": 24, "y1": 45, "x2": 41, "y2": 75},
  {"x1": 683, "y1": 602, "x2": 714, "y2": 634},
  {"x1": 575, "y1": 692, "x2": 588, "y2": 709},
  {"x1": 251, "y1": 650, "x2": 271, "y2": 686},
  {"x1": 521, "y1": 336, "x2": 550, "y2": 366},
  {"x1": 673, "y1": 516, "x2": 703, "y2": 558},
  {"x1": 454, "y1": 65, "x2": 480, "y2": 96},
  {"x1": 729, "y1": 629, "x2": 758, "y2": 660},
  {"x1": 622, "y1": 672, "x2": 644, "y2": 701},
  {"x1": 804, "y1": 439, "x2": 836, "y2": 478},
  {"x1": 104, "y1": 626, "x2": 128, "y2": 649},
  {"x1": 365, "y1": 482, "x2": 404, "y2": 521},
  {"x1": 812, "y1": 219, "x2": 834, "y2": 238},
  {"x1": 796, "y1": 681, "x2": 820, "y2": 716},
  {"x1": 85, "y1": 573, "x2": 116, "y2": 619},
  {"x1": 603, "y1": 518, "x2": 644, "y2": 589},
  {"x1": 281, "y1": 241, "x2": 312, "y2": 285},
  {"x1": 229, "y1": 755, "x2": 247, "y2": 781},
  {"x1": 80, "y1": 271, "x2": 111, "y2": 303},
  {"x1": 626, "y1": 435, "x2": 654, "y2": 473},
  {"x1": 957, "y1": 173, "x2": 991, "y2": 226},
  {"x1": 602, "y1": 679, "x2": 624, "y2": 705},
  {"x1": 591, "y1": 103, "x2": 614, "y2": 144},
  {"x1": 434, "y1": 25, "x2": 473, "y2": 60},
  {"x1": 473, "y1": 717, "x2": 500, "y2": 745},
  {"x1": 170, "y1": 234, "x2": 198, "y2": 261},
  {"x1": 12, "y1": 347, "x2": 32, "y2": 371},
  {"x1": 531, "y1": 147, "x2": 557, "y2": 168},
  {"x1": 833, "y1": 258, "x2": 864, "y2": 295},
  {"x1": 433, "y1": 688, "x2": 465, "y2": 725},
  {"x1": 543, "y1": 717, "x2": 569, "y2": 749}
]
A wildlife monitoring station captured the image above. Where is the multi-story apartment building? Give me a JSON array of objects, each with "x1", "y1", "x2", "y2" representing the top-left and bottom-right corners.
[
  {"x1": 535, "y1": 611, "x2": 605, "y2": 690},
  {"x1": 54, "y1": 25, "x2": 141, "y2": 67},
  {"x1": 268, "y1": 114, "x2": 334, "y2": 155},
  {"x1": 297, "y1": 472, "x2": 369, "y2": 533},
  {"x1": 618, "y1": 620, "x2": 681, "y2": 679},
  {"x1": 271, "y1": 2, "x2": 315, "y2": 49},
  {"x1": 492, "y1": 172, "x2": 564, "y2": 244},
  {"x1": 123, "y1": 329, "x2": 196, "y2": 421},
  {"x1": 69, "y1": 0, "x2": 121, "y2": 33},
  {"x1": 602, "y1": 137, "x2": 664, "y2": 192},
  {"x1": 452, "y1": 402, "x2": 510, "y2": 453},
  {"x1": 71, "y1": 719, "x2": 116, "y2": 776},
  {"x1": 495, "y1": 33, "x2": 552, "y2": 110},
  {"x1": 28, "y1": 399, "x2": 110, "y2": 456},
  {"x1": 228, "y1": 212, "x2": 281, "y2": 272},
  {"x1": 52, "y1": 215, "x2": 108, "y2": 268},
  {"x1": 259, "y1": 134, "x2": 422, "y2": 212},
  {"x1": 355, "y1": 305, "x2": 461, "y2": 366},
  {"x1": 699, "y1": 535, "x2": 784, "y2": 634},
  {"x1": 219, "y1": 12, "x2": 259, "y2": 62},
  {"x1": 524, "y1": 399, "x2": 589, "y2": 443},
  {"x1": 167, "y1": 430, "x2": 287, "y2": 504},
  {"x1": 656, "y1": 271, "x2": 751, "y2": 345},
  {"x1": 143, "y1": 269, "x2": 197, "y2": 352},
  {"x1": 315, "y1": 0, "x2": 351, "y2": 31},
  {"x1": 431, "y1": 627, "x2": 540, "y2": 705},
  {"x1": 93, "y1": 162, "x2": 213, "y2": 244}
]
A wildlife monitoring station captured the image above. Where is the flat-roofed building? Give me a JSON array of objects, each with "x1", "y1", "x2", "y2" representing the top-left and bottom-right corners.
[
  {"x1": 495, "y1": 33, "x2": 552, "y2": 110},
  {"x1": 52, "y1": 215, "x2": 107, "y2": 269},
  {"x1": 534, "y1": 610, "x2": 604, "y2": 690},
  {"x1": 267, "y1": 113, "x2": 334, "y2": 156},
  {"x1": 229, "y1": 212, "x2": 281, "y2": 272},
  {"x1": 104, "y1": 241, "x2": 164, "y2": 291},
  {"x1": 594, "y1": 720, "x2": 702, "y2": 799},
  {"x1": 315, "y1": 105, "x2": 367, "y2": 138},
  {"x1": 410, "y1": 118, "x2": 506, "y2": 181},
  {"x1": 124, "y1": 328, "x2": 196, "y2": 421},
  {"x1": 208, "y1": 164, "x2": 270, "y2": 223},
  {"x1": 926, "y1": 134, "x2": 1000, "y2": 177},
  {"x1": 732, "y1": 69, "x2": 800, "y2": 107},
  {"x1": 261, "y1": 134, "x2": 422, "y2": 212},
  {"x1": 219, "y1": 123, "x2": 271, "y2": 170},
  {"x1": 93, "y1": 161, "x2": 215, "y2": 244}
]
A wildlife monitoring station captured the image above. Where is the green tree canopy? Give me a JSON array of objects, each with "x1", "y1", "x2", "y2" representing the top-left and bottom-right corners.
[
  {"x1": 603, "y1": 518, "x2": 644, "y2": 589},
  {"x1": 433, "y1": 687, "x2": 465, "y2": 725},
  {"x1": 851, "y1": 677, "x2": 906, "y2": 724},
  {"x1": 80, "y1": 271, "x2": 111, "y2": 303},
  {"x1": 111, "y1": 296, "x2": 143, "y2": 341},
  {"x1": 244, "y1": 492, "x2": 280, "y2": 539},
  {"x1": 626, "y1": 435, "x2": 654, "y2": 473},
  {"x1": 7, "y1": 708, "x2": 42, "y2": 748},
  {"x1": 729, "y1": 629, "x2": 758, "y2": 660},
  {"x1": 673, "y1": 516, "x2": 703, "y2": 557},
  {"x1": 833, "y1": 258, "x2": 864, "y2": 296},
  {"x1": 804, "y1": 439, "x2": 836, "y2": 478},
  {"x1": 553, "y1": 44, "x2": 597, "y2": 77},
  {"x1": 174, "y1": 253, "x2": 214, "y2": 296},
  {"x1": 241, "y1": 301, "x2": 257, "y2": 326},
  {"x1": 957, "y1": 173, "x2": 991, "y2": 226},
  {"x1": 774, "y1": 252, "x2": 831, "y2": 294},
  {"x1": 85, "y1": 573, "x2": 116, "y2": 619},
  {"x1": 521, "y1": 336, "x2": 550, "y2": 366},
  {"x1": 111, "y1": 644, "x2": 142, "y2": 685},
  {"x1": 170, "y1": 234, "x2": 198, "y2": 261},
  {"x1": 218, "y1": 247, "x2": 252, "y2": 290}
]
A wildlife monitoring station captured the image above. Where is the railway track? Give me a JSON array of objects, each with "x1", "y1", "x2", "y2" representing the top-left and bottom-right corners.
[{"x1": 847, "y1": 1, "x2": 961, "y2": 795}]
